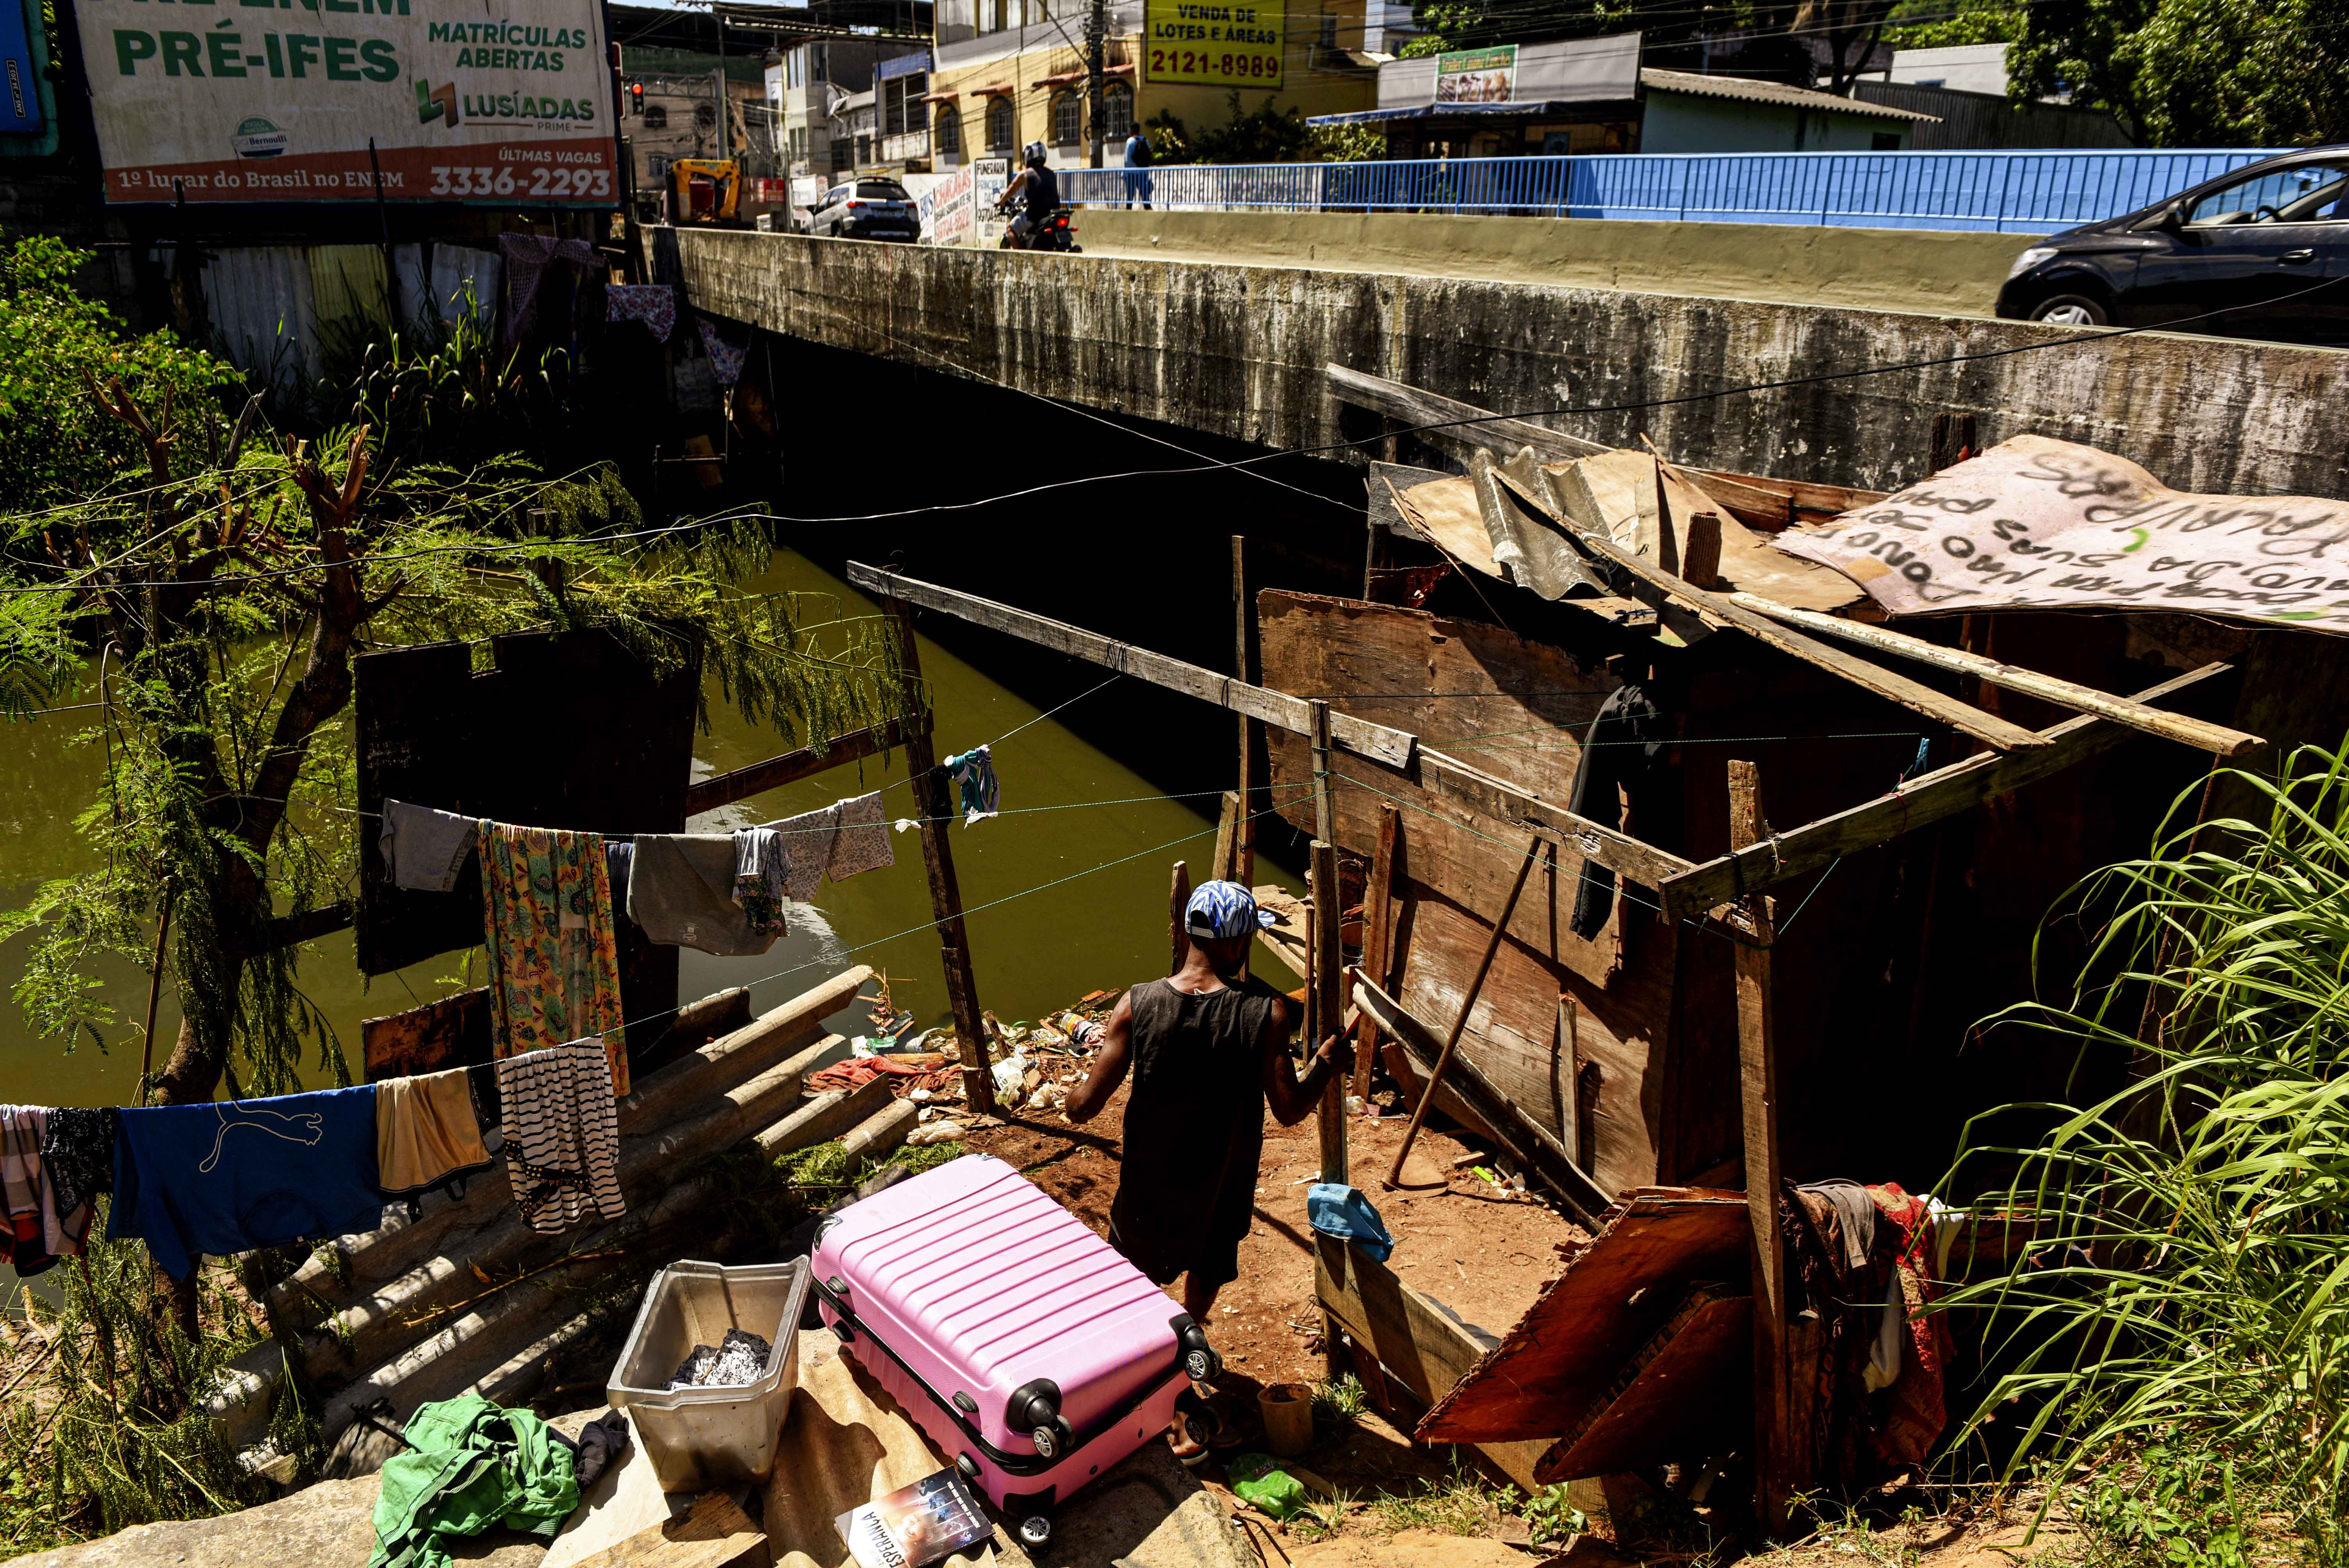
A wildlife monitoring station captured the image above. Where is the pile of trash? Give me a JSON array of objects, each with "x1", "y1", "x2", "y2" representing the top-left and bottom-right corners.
[
  {"x1": 666, "y1": 1327, "x2": 775, "y2": 1390},
  {"x1": 833, "y1": 995, "x2": 1119, "y2": 1145}
]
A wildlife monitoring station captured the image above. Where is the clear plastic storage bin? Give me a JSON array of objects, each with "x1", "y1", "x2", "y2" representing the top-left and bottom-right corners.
[{"x1": 607, "y1": 1258, "x2": 810, "y2": 1491}]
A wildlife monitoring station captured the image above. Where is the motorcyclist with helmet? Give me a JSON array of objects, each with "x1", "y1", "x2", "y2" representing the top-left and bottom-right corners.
[{"x1": 996, "y1": 141, "x2": 1064, "y2": 247}]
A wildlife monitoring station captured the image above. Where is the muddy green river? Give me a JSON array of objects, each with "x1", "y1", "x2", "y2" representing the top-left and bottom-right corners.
[{"x1": 0, "y1": 549, "x2": 1301, "y2": 1117}]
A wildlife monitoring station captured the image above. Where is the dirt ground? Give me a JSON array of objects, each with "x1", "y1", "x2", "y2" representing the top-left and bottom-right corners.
[{"x1": 950, "y1": 1028, "x2": 1586, "y2": 1551}]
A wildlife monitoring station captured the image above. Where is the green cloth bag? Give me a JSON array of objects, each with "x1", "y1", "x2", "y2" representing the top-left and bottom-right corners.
[
  {"x1": 1226, "y1": 1451, "x2": 1310, "y2": 1520},
  {"x1": 369, "y1": 1393, "x2": 582, "y2": 1568}
]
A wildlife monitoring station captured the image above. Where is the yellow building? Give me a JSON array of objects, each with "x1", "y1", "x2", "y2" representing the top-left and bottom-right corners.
[{"x1": 923, "y1": 0, "x2": 1377, "y2": 170}]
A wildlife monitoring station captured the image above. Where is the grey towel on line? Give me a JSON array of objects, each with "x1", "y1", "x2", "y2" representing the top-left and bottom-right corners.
[
  {"x1": 627, "y1": 835, "x2": 779, "y2": 957},
  {"x1": 495, "y1": 1044, "x2": 625, "y2": 1236},
  {"x1": 766, "y1": 791, "x2": 894, "y2": 899},
  {"x1": 771, "y1": 804, "x2": 839, "y2": 902},
  {"x1": 380, "y1": 800, "x2": 477, "y2": 893},
  {"x1": 831, "y1": 791, "x2": 895, "y2": 878}
]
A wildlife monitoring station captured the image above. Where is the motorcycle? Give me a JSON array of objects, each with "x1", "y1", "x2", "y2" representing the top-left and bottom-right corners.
[{"x1": 996, "y1": 197, "x2": 1081, "y2": 253}]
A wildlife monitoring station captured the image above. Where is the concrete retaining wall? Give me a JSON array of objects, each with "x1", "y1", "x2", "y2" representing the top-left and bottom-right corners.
[
  {"x1": 660, "y1": 227, "x2": 2349, "y2": 501},
  {"x1": 1064, "y1": 208, "x2": 2039, "y2": 317}
]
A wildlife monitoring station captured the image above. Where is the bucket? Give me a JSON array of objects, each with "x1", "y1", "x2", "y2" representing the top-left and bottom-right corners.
[
  {"x1": 1258, "y1": 1382, "x2": 1314, "y2": 1457},
  {"x1": 607, "y1": 1258, "x2": 811, "y2": 1491}
]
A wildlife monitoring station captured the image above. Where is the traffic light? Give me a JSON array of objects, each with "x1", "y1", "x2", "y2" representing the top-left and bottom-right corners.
[{"x1": 627, "y1": 81, "x2": 645, "y2": 116}]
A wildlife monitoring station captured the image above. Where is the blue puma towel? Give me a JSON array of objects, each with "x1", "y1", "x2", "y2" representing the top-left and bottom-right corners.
[
  {"x1": 110, "y1": 1087, "x2": 383, "y2": 1280},
  {"x1": 1306, "y1": 1182, "x2": 1396, "y2": 1263}
]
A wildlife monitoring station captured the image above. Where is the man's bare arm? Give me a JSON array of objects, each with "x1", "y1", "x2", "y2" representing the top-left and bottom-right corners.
[
  {"x1": 1263, "y1": 996, "x2": 1349, "y2": 1128},
  {"x1": 1064, "y1": 991, "x2": 1135, "y2": 1125}
]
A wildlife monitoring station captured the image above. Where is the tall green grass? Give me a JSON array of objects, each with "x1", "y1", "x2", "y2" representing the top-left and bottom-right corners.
[{"x1": 1946, "y1": 742, "x2": 2349, "y2": 1564}]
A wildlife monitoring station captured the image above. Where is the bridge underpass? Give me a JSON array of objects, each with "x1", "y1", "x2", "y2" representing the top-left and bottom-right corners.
[{"x1": 652, "y1": 226, "x2": 2347, "y2": 504}]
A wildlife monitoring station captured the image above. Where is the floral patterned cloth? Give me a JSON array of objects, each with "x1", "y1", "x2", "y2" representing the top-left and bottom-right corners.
[
  {"x1": 478, "y1": 822, "x2": 628, "y2": 1096},
  {"x1": 696, "y1": 315, "x2": 747, "y2": 387},
  {"x1": 605, "y1": 284, "x2": 677, "y2": 343}
]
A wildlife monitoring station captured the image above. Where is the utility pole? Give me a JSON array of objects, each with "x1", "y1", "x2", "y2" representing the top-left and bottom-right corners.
[{"x1": 1085, "y1": 0, "x2": 1107, "y2": 168}]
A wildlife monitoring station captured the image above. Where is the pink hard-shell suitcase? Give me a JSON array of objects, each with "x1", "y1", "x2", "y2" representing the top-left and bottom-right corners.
[{"x1": 810, "y1": 1154, "x2": 1221, "y2": 1543}]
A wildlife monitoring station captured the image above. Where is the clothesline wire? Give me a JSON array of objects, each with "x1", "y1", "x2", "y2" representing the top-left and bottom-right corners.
[{"x1": 477, "y1": 781, "x2": 1328, "y2": 1055}]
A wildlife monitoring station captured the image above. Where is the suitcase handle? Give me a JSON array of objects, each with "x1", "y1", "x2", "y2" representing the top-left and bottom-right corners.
[{"x1": 813, "y1": 1274, "x2": 1182, "y2": 1477}]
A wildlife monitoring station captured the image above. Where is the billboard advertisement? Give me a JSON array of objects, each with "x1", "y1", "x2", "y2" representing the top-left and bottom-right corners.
[
  {"x1": 1435, "y1": 45, "x2": 1516, "y2": 103},
  {"x1": 73, "y1": 0, "x2": 618, "y2": 205},
  {"x1": 1142, "y1": 0, "x2": 1283, "y2": 89},
  {"x1": 921, "y1": 155, "x2": 1008, "y2": 246}
]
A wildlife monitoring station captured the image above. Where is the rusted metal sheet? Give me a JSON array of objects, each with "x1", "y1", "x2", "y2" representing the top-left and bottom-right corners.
[
  {"x1": 1417, "y1": 1186, "x2": 1750, "y2": 1446},
  {"x1": 1543, "y1": 1286, "x2": 1752, "y2": 1481},
  {"x1": 362, "y1": 987, "x2": 492, "y2": 1082}
]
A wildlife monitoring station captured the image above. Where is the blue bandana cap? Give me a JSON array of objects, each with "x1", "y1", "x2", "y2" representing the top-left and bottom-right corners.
[{"x1": 1185, "y1": 880, "x2": 1276, "y2": 940}]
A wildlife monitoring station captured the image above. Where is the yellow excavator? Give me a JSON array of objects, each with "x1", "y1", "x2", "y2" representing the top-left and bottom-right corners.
[{"x1": 667, "y1": 159, "x2": 745, "y2": 226}]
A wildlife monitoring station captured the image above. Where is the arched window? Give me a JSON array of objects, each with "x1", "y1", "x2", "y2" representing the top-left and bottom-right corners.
[
  {"x1": 1050, "y1": 90, "x2": 1081, "y2": 146},
  {"x1": 985, "y1": 94, "x2": 1015, "y2": 151},
  {"x1": 1102, "y1": 80, "x2": 1133, "y2": 142},
  {"x1": 695, "y1": 102, "x2": 718, "y2": 132},
  {"x1": 643, "y1": 104, "x2": 668, "y2": 130},
  {"x1": 935, "y1": 102, "x2": 962, "y2": 157}
]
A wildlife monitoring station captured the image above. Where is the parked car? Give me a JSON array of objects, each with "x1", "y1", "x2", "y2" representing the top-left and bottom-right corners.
[
  {"x1": 807, "y1": 179, "x2": 921, "y2": 242},
  {"x1": 1996, "y1": 148, "x2": 2349, "y2": 346}
]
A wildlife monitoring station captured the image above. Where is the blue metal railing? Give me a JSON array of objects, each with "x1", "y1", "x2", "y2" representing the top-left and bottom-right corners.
[{"x1": 1059, "y1": 148, "x2": 2287, "y2": 232}]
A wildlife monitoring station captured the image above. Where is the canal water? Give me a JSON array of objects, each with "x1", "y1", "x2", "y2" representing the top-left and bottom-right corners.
[{"x1": 0, "y1": 547, "x2": 1303, "y2": 1114}]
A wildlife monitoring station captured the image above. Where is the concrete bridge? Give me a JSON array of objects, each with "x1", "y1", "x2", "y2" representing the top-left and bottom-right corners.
[{"x1": 652, "y1": 223, "x2": 2348, "y2": 502}]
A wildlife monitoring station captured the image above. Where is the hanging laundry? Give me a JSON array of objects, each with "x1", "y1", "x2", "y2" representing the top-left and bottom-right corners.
[
  {"x1": 0, "y1": 1107, "x2": 53, "y2": 1274},
  {"x1": 377, "y1": 1068, "x2": 494, "y2": 1211},
  {"x1": 499, "y1": 233, "x2": 597, "y2": 343},
  {"x1": 604, "y1": 283, "x2": 677, "y2": 342},
  {"x1": 1564, "y1": 682, "x2": 1670, "y2": 940},
  {"x1": 696, "y1": 314, "x2": 748, "y2": 387},
  {"x1": 731, "y1": 826, "x2": 791, "y2": 936},
  {"x1": 368, "y1": 1392, "x2": 579, "y2": 1568},
  {"x1": 770, "y1": 803, "x2": 841, "y2": 902},
  {"x1": 943, "y1": 746, "x2": 999, "y2": 826},
  {"x1": 108, "y1": 1087, "x2": 384, "y2": 1282},
  {"x1": 828, "y1": 791, "x2": 895, "y2": 880},
  {"x1": 478, "y1": 822, "x2": 628, "y2": 1096},
  {"x1": 495, "y1": 1044, "x2": 625, "y2": 1236},
  {"x1": 626, "y1": 835, "x2": 779, "y2": 957},
  {"x1": 39, "y1": 1105, "x2": 113, "y2": 1258},
  {"x1": 381, "y1": 800, "x2": 478, "y2": 894},
  {"x1": 603, "y1": 840, "x2": 634, "y2": 914}
]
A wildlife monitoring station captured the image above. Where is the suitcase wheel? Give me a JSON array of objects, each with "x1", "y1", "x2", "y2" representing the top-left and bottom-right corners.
[
  {"x1": 1031, "y1": 1417, "x2": 1075, "y2": 1461},
  {"x1": 1019, "y1": 1516, "x2": 1053, "y2": 1548}
]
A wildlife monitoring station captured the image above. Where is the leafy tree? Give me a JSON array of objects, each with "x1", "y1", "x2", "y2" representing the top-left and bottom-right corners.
[
  {"x1": 2009, "y1": 0, "x2": 2349, "y2": 146},
  {"x1": 0, "y1": 237, "x2": 911, "y2": 1123},
  {"x1": 1141, "y1": 94, "x2": 1315, "y2": 164}
]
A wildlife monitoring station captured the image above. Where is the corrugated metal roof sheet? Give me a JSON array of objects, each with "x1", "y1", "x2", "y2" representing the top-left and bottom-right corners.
[{"x1": 1640, "y1": 67, "x2": 1941, "y2": 122}]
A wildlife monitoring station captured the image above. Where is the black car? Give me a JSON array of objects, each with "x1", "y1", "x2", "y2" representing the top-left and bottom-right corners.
[
  {"x1": 1995, "y1": 148, "x2": 2349, "y2": 346},
  {"x1": 806, "y1": 178, "x2": 920, "y2": 242}
]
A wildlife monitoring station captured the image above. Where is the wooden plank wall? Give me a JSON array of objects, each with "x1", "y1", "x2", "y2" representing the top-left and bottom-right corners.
[{"x1": 1258, "y1": 592, "x2": 1675, "y2": 1194}]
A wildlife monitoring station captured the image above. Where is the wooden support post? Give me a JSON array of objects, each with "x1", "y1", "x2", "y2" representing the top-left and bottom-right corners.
[
  {"x1": 1385, "y1": 835, "x2": 1543, "y2": 1190},
  {"x1": 1311, "y1": 831, "x2": 1349, "y2": 1377},
  {"x1": 1308, "y1": 698, "x2": 1346, "y2": 1178},
  {"x1": 1728, "y1": 758, "x2": 1793, "y2": 1535},
  {"x1": 883, "y1": 593, "x2": 995, "y2": 1115},
  {"x1": 1169, "y1": 859, "x2": 1192, "y2": 975},
  {"x1": 1233, "y1": 536, "x2": 1257, "y2": 887},
  {"x1": 1351, "y1": 803, "x2": 1400, "y2": 1106},
  {"x1": 1211, "y1": 789, "x2": 1242, "y2": 883}
]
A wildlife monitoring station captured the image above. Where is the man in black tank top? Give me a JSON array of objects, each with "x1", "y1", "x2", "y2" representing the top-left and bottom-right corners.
[{"x1": 1068, "y1": 880, "x2": 1349, "y2": 1319}]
